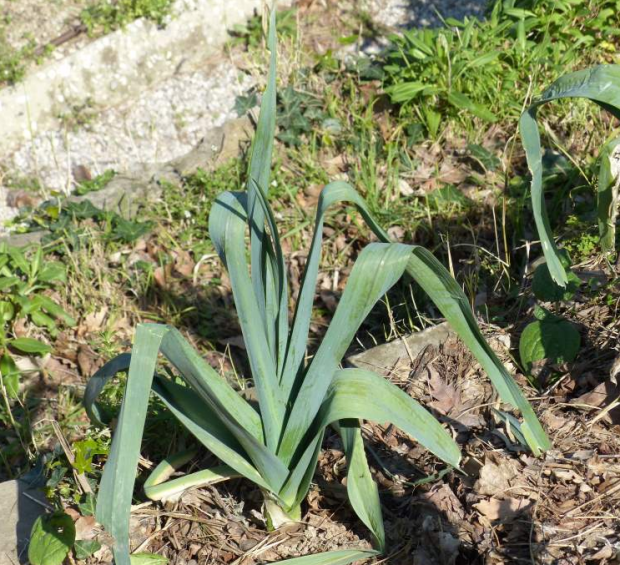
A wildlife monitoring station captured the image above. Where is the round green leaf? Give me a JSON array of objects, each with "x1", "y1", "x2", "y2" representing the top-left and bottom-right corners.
[
  {"x1": 10, "y1": 337, "x2": 52, "y2": 355},
  {"x1": 28, "y1": 512, "x2": 76, "y2": 565},
  {"x1": 519, "y1": 317, "x2": 581, "y2": 373}
]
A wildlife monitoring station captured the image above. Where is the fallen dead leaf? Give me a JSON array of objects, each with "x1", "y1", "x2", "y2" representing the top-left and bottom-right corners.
[
  {"x1": 475, "y1": 456, "x2": 520, "y2": 497},
  {"x1": 474, "y1": 496, "x2": 532, "y2": 522}
]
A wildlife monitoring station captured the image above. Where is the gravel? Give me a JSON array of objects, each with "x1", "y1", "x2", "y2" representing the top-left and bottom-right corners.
[
  {"x1": 366, "y1": 0, "x2": 487, "y2": 29},
  {"x1": 5, "y1": 63, "x2": 253, "y2": 195}
]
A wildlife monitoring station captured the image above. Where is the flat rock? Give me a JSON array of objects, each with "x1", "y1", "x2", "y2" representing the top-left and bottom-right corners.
[
  {"x1": 347, "y1": 322, "x2": 454, "y2": 375},
  {"x1": 0, "y1": 480, "x2": 48, "y2": 565}
]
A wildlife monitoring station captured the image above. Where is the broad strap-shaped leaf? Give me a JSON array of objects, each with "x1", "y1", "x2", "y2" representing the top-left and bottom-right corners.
[
  {"x1": 247, "y1": 8, "x2": 278, "y2": 334},
  {"x1": 281, "y1": 181, "x2": 389, "y2": 395},
  {"x1": 152, "y1": 376, "x2": 279, "y2": 491},
  {"x1": 159, "y1": 331, "x2": 289, "y2": 491},
  {"x1": 161, "y1": 328, "x2": 263, "y2": 441},
  {"x1": 400, "y1": 248, "x2": 550, "y2": 455},
  {"x1": 279, "y1": 243, "x2": 413, "y2": 463},
  {"x1": 269, "y1": 549, "x2": 378, "y2": 565},
  {"x1": 311, "y1": 182, "x2": 548, "y2": 455},
  {"x1": 251, "y1": 178, "x2": 289, "y2": 376},
  {"x1": 317, "y1": 369, "x2": 461, "y2": 468},
  {"x1": 598, "y1": 136, "x2": 620, "y2": 253},
  {"x1": 337, "y1": 421, "x2": 385, "y2": 552},
  {"x1": 209, "y1": 190, "x2": 285, "y2": 451},
  {"x1": 519, "y1": 64, "x2": 620, "y2": 285},
  {"x1": 143, "y1": 449, "x2": 238, "y2": 501},
  {"x1": 96, "y1": 323, "x2": 168, "y2": 565}
]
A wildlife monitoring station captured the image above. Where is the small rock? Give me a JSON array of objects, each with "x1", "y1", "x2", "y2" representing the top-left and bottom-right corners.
[{"x1": 347, "y1": 322, "x2": 454, "y2": 374}]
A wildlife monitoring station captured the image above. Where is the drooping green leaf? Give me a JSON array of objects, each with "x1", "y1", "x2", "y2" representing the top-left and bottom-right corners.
[
  {"x1": 270, "y1": 549, "x2": 378, "y2": 565},
  {"x1": 84, "y1": 352, "x2": 132, "y2": 426},
  {"x1": 520, "y1": 64, "x2": 620, "y2": 286},
  {"x1": 28, "y1": 512, "x2": 76, "y2": 565},
  {"x1": 317, "y1": 369, "x2": 461, "y2": 469},
  {"x1": 96, "y1": 324, "x2": 168, "y2": 565},
  {"x1": 597, "y1": 136, "x2": 620, "y2": 254},
  {"x1": 398, "y1": 247, "x2": 550, "y2": 456},
  {"x1": 280, "y1": 243, "x2": 413, "y2": 463},
  {"x1": 337, "y1": 421, "x2": 385, "y2": 552},
  {"x1": 10, "y1": 337, "x2": 52, "y2": 354}
]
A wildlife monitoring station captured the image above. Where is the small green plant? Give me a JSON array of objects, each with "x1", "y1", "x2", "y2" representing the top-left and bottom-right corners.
[
  {"x1": 0, "y1": 32, "x2": 37, "y2": 86},
  {"x1": 519, "y1": 306, "x2": 581, "y2": 375},
  {"x1": 229, "y1": 7, "x2": 297, "y2": 49},
  {"x1": 80, "y1": 0, "x2": 174, "y2": 34},
  {"x1": 15, "y1": 198, "x2": 153, "y2": 246},
  {"x1": 381, "y1": 0, "x2": 619, "y2": 135},
  {"x1": 0, "y1": 244, "x2": 75, "y2": 397},
  {"x1": 85, "y1": 12, "x2": 549, "y2": 564},
  {"x1": 74, "y1": 169, "x2": 116, "y2": 196}
]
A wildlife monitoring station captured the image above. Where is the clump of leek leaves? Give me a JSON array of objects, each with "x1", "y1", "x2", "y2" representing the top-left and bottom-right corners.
[
  {"x1": 85, "y1": 10, "x2": 549, "y2": 564},
  {"x1": 520, "y1": 64, "x2": 620, "y2": 286}
]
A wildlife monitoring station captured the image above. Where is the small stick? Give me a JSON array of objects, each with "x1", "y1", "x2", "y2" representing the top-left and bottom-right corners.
[{"x1": 51, "y1": 420, "x2": 94, "y2": 495}]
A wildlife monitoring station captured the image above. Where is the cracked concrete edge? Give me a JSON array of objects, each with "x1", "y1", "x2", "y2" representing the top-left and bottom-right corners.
[
  {"x1": 0, "y1": 0, "x2": 285, "y2": 158},
  {"x1": 0, "y1": 115, "x2": 254, "y2": 247},
  {"x1": 346, "y1": 322, "x2": 454, "y2": 373}
]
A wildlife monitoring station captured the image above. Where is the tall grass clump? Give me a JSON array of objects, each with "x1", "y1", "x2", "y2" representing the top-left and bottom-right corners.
[{"x1": 86, "y1": 11, "x2": 550, "y2": 564}]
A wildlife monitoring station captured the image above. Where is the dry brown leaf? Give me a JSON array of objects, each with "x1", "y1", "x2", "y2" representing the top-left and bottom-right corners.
[
  {"x1": 81, "y1": 306, "x2": 108, "y2": 335},
  {"x1": 77, "y1": 344, "x2": 101, "y2": 378},
  {"x1": 474, "y1": 496, "x2": 532, "y2": 522},
  {"x1": 475, "y1": 457, "x2": 520, "y2": 497},
  {"x1": 427, "y1": 367, "x2": 459, "y2": 415},
  {"x1": 419, "y1": 483, "x2": 465, "y2": 523}
]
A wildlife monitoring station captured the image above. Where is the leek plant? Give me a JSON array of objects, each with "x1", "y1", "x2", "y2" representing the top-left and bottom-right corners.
[
  {"x1": 520, "y1": 64, "x2": 620, "y2": 286},
  {"x1": 86, "y1": 11, "x2": 549, "y2": 564}
]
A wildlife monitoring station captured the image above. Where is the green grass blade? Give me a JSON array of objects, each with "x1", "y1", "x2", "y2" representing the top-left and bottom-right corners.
[
  {"x1": 268, "y1": 550, "x2": 378, "y2": 565},
  {"x1": 336, "y1": 421, "x2": 385, "y2": 552},
  {"x1": 247, "y1": 8, "x2": 277, "y2": 329},
  {"x1": 520, "y1": 64, "x2": 620, "y2": 285},
  {"x1": 209, "y1": 191, "x2": 285, "y2": 450},
  {"x1": 96, "y1": 323, "x2": 169, "y2": 565},
  {"x1": 598, "y1": 136, "x2": 620, "y2": 253},
  {"x1": 318, "y1": 369, "x2": 461, "y2": 469},
  {"x1": 279, "y1": 243, "x2": 412, "y2": 463}
]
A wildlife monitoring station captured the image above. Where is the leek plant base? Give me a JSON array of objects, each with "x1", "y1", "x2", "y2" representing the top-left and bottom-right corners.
[{"x1": 86, "y1": 10, "x2": 549, "y2": 564}]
